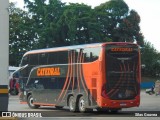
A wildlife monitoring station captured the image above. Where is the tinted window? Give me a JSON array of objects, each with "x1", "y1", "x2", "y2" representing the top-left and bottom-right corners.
[
  {"x1": 30, "y1": 54, "x2": 38, "y2": 65},
  {"x1": 48, "y1": 51, "x2": 68, "y2": 64},
  {"x1": 27, "y1": 77, "x2": 65, "y2": 89},
  {"x1": 39, "y1": 53, "x2": 48, "y2": 65},
  {"x1": 58, "y1": 51, "x2": 68, "y2": 64},
  {"x1": 47, "y1": 78, "x2": 65, "y2": 89},
  {"x1": 27, "y1": 78, "x2": 36, "y2": 89},
  {"x1": 48, "y1": 52, "x2": 58, "y2": 64},
  {"x1": 20, "y1": 66, "x2": 30, "y2": 77}
]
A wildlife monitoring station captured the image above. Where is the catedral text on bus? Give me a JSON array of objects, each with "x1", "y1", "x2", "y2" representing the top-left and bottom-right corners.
[{"x1": 18, "y1": 42, "x2": 141, "y2": 113}]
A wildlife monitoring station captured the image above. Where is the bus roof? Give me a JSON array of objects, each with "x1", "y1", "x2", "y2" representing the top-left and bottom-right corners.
[
  {"x1": 23, "y1": 42, "x2": 137, "y2": 56},
  {"x1": 23, "y1": 43, "x2": 103, "y2": 56}
]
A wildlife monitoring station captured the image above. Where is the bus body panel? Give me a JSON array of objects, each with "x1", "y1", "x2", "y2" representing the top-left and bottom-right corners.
[{"x1": 19, "y1": 42, "x2": 140, "y2": 111}]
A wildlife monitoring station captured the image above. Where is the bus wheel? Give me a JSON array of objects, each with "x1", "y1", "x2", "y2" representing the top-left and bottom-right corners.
[
  {"x1": 27, "y1": 95, "x2": 40, "y2": 109},
  {"x1": 78, "y1": 96, "x2": 87, "y2": 113},
  {"x1": 69, "y1": 96, "x2": 78, "y2": 112}
]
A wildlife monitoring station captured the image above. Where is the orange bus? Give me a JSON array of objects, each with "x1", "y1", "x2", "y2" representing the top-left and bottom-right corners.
[{"x1": 19, "y1": 42, "x2": 141, "y2": 112}]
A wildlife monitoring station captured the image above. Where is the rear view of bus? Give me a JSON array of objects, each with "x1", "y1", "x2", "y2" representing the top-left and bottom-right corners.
[{"x1": 100, "y1": 42, "x2": 141, "y2": 110}]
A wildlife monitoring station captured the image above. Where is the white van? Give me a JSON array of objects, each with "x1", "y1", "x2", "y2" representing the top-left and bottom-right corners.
[{"x1": 8, "y1": 66, "x2": 20, "y2": 79}]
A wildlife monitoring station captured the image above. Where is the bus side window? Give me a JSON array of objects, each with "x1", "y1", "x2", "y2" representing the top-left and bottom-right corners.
[
  {"x1": 30, "y1": 54, "x2": 38, "y2": 65},
  {"x1": 57, "y1": 51, "x2": 68, "y2": 64},
  {"x1": 74, "y1": 50, "x2": 79, "y2": 63},
  {"x1": 57, "y1": 78, "x2": 65, "y2": 89},
  {"x1": 39, "y1": 53, "x2": 48, "y2": 65},
  {"x1": 83, "y1": 47, "x2": 100, "y2": 62},
  {"x1": 91, "y1": 47, "x2": 101, "y2": 61},
  {"x1": 34, "y1": 79, "x2": 44, "y2": 89},
  {"x1": 48, "y1": 52, "x2": 58, "y2": 64}
]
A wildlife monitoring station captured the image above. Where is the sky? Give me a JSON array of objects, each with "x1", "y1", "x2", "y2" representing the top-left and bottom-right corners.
[{"x1": 9, "y1": 0, "x2": 160, "y2": 52}]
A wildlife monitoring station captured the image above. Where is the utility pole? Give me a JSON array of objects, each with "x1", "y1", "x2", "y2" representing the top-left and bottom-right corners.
[{"x1": 0, "y1": 0, "x2": 9, "y2": 112}]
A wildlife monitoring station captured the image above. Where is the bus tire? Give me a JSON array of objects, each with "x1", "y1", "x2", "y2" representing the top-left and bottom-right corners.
[
  {"x1": 27, "y1": 95, "x2": 40, "y2": 109},
  {"x1": 78, "y1": 96, "x2": 87, "y2": 113},
  {"x1": 68, "y1": 96, "x2": 78, "y2": 112}
]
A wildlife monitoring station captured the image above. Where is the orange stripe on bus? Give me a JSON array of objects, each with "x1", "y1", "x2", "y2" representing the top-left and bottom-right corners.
[
  {"x1": 57, "y1": 52, "x2": 71, "y2": 102},
  {"x1": 20, "y1": 101, "x2": 27, "y2": 104},
  {"x1": 63, "y1": 52, "x2": 73, "y2": 99},
  {"x1": 79, "y1": 52, "x2": 88, "y2": 95},
  {"x1": 77, "y1": 53, "x2": 80, "y2": 93},
  {"x1": 72, "y1": 51, "x2": 75, "y2": 92},
  {"x1": 62, "y1": 52, "x2": 73, "y2": 100},
  {"x1": 33, "y1": 102, "x2": 55, "y2": 106}
]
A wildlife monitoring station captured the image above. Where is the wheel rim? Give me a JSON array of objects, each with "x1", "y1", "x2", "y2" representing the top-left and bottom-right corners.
[
  {"x1": 29, "y1": 97, "x2": 34, "y2": 107},
  {"x1": 69, "y1": 97, "x2": 74, "y2": 110},
  {"x1": 79, "y1": 98, "x2": 85, "y2": 111}
]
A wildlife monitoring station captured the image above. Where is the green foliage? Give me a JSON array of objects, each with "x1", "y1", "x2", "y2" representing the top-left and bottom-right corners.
[
  {"x1": 58, "y1": 3, "x2": 97, "y2": 44},
  {"x1": 141, "y1": 42, "x2": 160, "y2": 77},
  {"x1": 95, "y1": 0, "x2": 129, "y2": 42},
  {"x1": 24, "y1": 0, "x2": 66, "y2": 47},
  {"x1": 9, "y1": 2, "x2": 38, "y2": 66},
  {"x1": 10, "y1": 0, "x2": 147, "y2": 66},
  {"x1": 94, "y1": 0, "x2": 144, "y2": 45}
]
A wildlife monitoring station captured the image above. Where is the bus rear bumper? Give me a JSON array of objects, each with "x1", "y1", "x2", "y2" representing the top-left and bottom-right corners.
[{"x1": 100, "y1": 97, "x2": 140, "y2": 109}]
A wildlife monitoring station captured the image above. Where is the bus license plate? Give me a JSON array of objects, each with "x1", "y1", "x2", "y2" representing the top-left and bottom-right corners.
[{"x1": 120, "y1": 103, "x2": 126, "y2": 106}]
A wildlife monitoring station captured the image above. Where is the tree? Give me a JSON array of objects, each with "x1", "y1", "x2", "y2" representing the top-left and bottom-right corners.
[
  {"x1": 119, "y1": 10, "x2": 144, "y2": 45},
  {"x1": 9, "y1": 0, "x2": 146, "y2": 66},
  {"x1": 23, "y1": 0, "x2": 144, "y2": 47},
  {"x1": 24, "y1": 0, "x2": 65, "y2": 48},
  {"x1": 9, "y1": 2, "x2": 37, "y2": 66},
  {"x1": 58, "y1": 3, "x2": 98, "y2": 45},
  {"x1": 141, "y1": 41, "x2": 160, "y2": 77},
  {"x1": 94, "y1": 0, "x2": 144, "y2": 46}
]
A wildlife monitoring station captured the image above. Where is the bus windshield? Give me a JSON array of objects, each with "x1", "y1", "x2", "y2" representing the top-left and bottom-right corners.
[{"x1": 105, "y1": 44, "x2": 139, "y2": 100}]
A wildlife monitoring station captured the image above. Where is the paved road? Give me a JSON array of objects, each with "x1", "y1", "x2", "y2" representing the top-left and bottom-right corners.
[{"x1": 6, "y1": 90, "x2": 160, "y2": 119}]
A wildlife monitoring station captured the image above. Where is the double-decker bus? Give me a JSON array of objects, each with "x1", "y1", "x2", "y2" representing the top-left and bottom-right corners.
[{"x1": 19, "y1": 42, "x2": 141, "y2": 112}]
